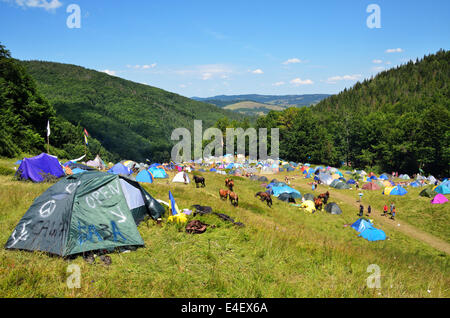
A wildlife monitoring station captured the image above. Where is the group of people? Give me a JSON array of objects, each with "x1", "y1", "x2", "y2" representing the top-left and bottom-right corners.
[
  {"x1": 382, "y1": 202, "x2": 397, "y2": 220},
  {"x1": 358, "y1": 202, "x2": 396, "y2": 220}
]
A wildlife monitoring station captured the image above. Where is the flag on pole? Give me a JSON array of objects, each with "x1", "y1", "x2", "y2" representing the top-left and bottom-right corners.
[
  {"x1": 169, "y1": 190, "x2": 180, "y2": 215},
  {"x1": 47, "y1": 120, "x2": 50, "y2": 137},
  {"x1": 83, "y1": 128, "x2": 89, "y2": 145}
]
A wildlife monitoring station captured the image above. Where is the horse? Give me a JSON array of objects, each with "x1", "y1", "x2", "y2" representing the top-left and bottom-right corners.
[
  {"x1": 318, "y1": 191, "x2": 330, "y2": 204},
  {"x1": 255, "y1": 191, "x2": 273, "y2": 207},
  {"x1": 219, "y1": 189, "x2": 230, "y2": 200},
  {"x1": 229, "y1": 192, "x2": 239, "y2": 207},
  {"x1": 225, "y1": 178, "x2": 234, "y2": 191},
  {"x1": 314, "y1": 197, "x2": 323, "y2": 211},
  {"x1": 193, "y1": 175, "x2": 206, "y2": 188}
]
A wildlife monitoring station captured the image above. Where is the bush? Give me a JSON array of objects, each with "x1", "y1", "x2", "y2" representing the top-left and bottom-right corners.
[{"x1": 0, "y1": 165, "x2": 15, "y2": 176}]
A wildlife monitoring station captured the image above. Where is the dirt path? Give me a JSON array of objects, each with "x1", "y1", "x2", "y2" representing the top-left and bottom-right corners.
[{"x1": 293, "y1": 181, "x2": 450, "y2": 255}]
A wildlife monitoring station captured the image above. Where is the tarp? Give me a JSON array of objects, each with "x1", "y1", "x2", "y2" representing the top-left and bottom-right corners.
[
  {"x1": 5, "y1": 171, "x2": 165, "y2": 256},
  {"x1": 270, "y1": 185, "x2": 301, "y2": 198},
  {"x1": 16, "y1": 153, "x2": 65, "y2": 182}
]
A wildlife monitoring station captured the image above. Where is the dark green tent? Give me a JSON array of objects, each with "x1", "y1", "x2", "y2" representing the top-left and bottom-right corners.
[
  {"x1": 419, "y1": 187, "x2": 437, "y2": 198},
  {"x1": 303, "y1": 193, "x2": 315, "y2": 201},
  {"x1": 334, "y1": 181, "x2": 351, "y2": 189},
  {"x1": 277, "y1": 193, "x2": 296, "y2": 203},
  {"x1": 5, "y1": 171, "x2": 165, "y2": 257},
  {"x1": 325, "y1": 202, "x2": 343, "y2": 215}
]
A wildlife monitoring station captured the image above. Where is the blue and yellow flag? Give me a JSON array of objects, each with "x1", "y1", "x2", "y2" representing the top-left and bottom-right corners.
[{"x1": 169, "y1": 190, "x2": 180, "y2": 215}]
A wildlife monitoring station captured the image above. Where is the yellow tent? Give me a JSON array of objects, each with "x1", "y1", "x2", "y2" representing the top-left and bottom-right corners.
[
  {"x1": 382, "y1": 180, "x2": 392, "y2": 188},
  {"x1": 300, "y1": 200, "x2": 316, "y2": 213},
  {"x1": 383, "y1": 186, "x2": 395, "y2": 195}
]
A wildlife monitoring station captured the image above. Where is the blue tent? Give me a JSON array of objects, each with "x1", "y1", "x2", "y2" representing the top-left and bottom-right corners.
[
  {"x1": 409, "y1": 181, "x2": 420, "y2": 188},
  {"x1": 270, "y1": 185, "x2": 302, "y2": 198},
  {"x1": 149, "y1": 167, "x2": 168, "y2": 178},
  {"x1": 16, "y1": 153, "x2": 65, "y2": 182},
  {"x1": 359, "y1": 227, "x2": 387, "y2": 241},
  {"x1": 108, "y1": 163, "x2": 132, "y2": 175},
  {"x1": 347, "y1": 179, "x2": 356, "y2": 184},
  {"x1": 369, "y1": 175, "x2": 378, "y2": 180},
  {"x1": 379, "y1": 174, "x2": 389, "y2": 180},
  {"x1": 71, "y1": 168, "x2": 86, "y2": 174},
  {"x1": 351, "y1": 218, "x2": 373, "y2": 233},
  {"x1": 389, "y1": 185, "x2": 408, "y2": 196},
  {"x1": 435, "y1": 181, "x2": 450, "y2": 195},
  {"x1": 209, "y1": 168, "x2": 217, "y2": 172},
  {"x1": 351, "y1": 218, "x2": 386, "y2": 241},
  {"x1": 136, "y1": 169, "x2": 154, "y2": 183},
  {"x1": 14, "y1": 160, "x2": 22, "y2": 165}
]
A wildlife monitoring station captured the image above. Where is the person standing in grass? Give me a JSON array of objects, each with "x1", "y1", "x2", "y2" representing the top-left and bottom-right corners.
[
  {"x1": 390, "y1": 202, "x2": 395, "y2": 215},
  {"x1": 358, "y1": 191, "x2": 363, "y2": 202},
  {"x1": 367, "y1": 205, "x2": 371, "y2": 216},
  {"x1": 359, "y1": 204, "x2": 364, "y2": 217},
  {"x1": 383, "y1": 204, "x2": 388, "y2": 216},
  {"x1": 391, "y1": 207, "x2": 396, "y2": 220}
]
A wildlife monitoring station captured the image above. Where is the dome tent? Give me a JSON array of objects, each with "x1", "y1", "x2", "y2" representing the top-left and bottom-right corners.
[
  {"x1": 135, "y1": 170, "x2": 154, "y2": 183},
  {"x1": 5, "y1": 171, "x2": 165, "y2": 257},
  {"x1": 430, "y1": 194, "x2": 448, "y2": 204},
  {"x1": 277, "y1": 193, "x2": 297, "y2": 203},
  {"x1": 108, "y1": 163, "x2": 132, "y2": 176},
  {"x1": 324, "y1": 202, "x2": 342, "y2": 215},
  {"x1": 16, "y1": 153, "x2": 65, "y2": 182},
  {"x1": 172, "y1": 171, "x2": 190, "y2": 183}
]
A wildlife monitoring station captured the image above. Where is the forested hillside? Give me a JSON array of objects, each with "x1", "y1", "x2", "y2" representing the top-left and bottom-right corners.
[
  {"x1": 0, "y1": 44, "x2": 113, "y2": 161},
  {"x1": 20, "y1": 60, "x2": 244, "y2": 162},
  {"x1": 256, "y1": 50, "x2": 449, "y2": 176}
]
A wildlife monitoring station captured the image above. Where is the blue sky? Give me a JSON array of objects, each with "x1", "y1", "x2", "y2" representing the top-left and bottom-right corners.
[{"x1": 1, "y1": 0, "x2": 449, "y2": 97}]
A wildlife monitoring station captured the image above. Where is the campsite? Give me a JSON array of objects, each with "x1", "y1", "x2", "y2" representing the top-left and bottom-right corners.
[
  {"x1": 0, "y1": 1, "x2": 449, "y2": 302},
  {"x1": 0, "y1": 154, "x2": 449, "y2": 298}
]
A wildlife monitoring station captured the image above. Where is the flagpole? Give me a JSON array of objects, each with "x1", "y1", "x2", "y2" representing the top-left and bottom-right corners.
[{"x1": 47, "y1": 135, "x2": 49, "y2": 154}]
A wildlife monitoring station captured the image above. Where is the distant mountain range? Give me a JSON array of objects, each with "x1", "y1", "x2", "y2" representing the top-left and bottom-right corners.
[{"x1": 191, "y1": 94, "x2": 331, "y2": 115}]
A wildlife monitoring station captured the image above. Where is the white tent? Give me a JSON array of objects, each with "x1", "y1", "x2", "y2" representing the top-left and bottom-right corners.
[{"x1": 172, "y1": 171, "x2": 190, "y2": 183}]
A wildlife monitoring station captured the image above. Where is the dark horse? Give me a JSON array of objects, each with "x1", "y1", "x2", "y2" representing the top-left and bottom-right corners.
[
  {"x1": 229, "y1": 191, "x2": 239, "y2": 207},
  {"x1": 318, "y1": 191, "x2": 330, "y2": 204},
  {"x1": 255, "y1": 192, "x2": 272, "y2": 207},
  {"x1": 193, "y1": 175, "x2": 206, "y2": 188}
]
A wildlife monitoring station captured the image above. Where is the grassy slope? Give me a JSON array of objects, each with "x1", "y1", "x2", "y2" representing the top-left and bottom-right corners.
[{"x1": 0, "y1": 158, "x2": 448, "y2": 297}]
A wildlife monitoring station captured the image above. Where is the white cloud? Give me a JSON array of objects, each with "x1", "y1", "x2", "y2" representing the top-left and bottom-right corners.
[
  {"x1": 142, "y1": 63, "x2": 157, "y2": 69},
  {"x1": 272, "y1": 81, "x2": 285, "y2": 86},
  {"x1": 14, "y1": 0, "x2": 62, "y2": 11},
  {"x1": 252, "y1": 69, "x2": 264, "y2": 74},
  {"x1": 282, "y1": 58, "x2": 302, "y2": 65},
  {"x1": 179, "y1": 84, "x2": 187, "y2": 88},
  {"x1": 175, "y1": 64, "x2": 234, "y2": 80},
  {"x1": 127, "y1": 64, "x2": 157, "y2": 70},
  {"x1": 372, "y1": 59, "x2": 383, "y2": 64},
  {"x1": 202, "y1": 73, "x2": 213, "y2": 80},
  {"x1": 290, "y1": 78, "x2": 314, "y2": 86},
  {"x1": 326, "y1": 74, "x2": 361, "y2": 84},
  {"x1": 386, "y1": 48, "x2": 404, "y2": 53},
  {"x1": 101, "y1": 70, "x2": 116, "y2": 76}
]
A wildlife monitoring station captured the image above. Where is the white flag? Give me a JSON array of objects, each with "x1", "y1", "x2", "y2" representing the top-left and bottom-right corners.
[{"x1": 47, "y1": 120, "x2": 50, "y2": 137}]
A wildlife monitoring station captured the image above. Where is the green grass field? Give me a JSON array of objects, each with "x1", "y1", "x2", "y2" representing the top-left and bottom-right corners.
[{"x1": 0, "y1": 158, "x2": 448, "y2": 297}]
